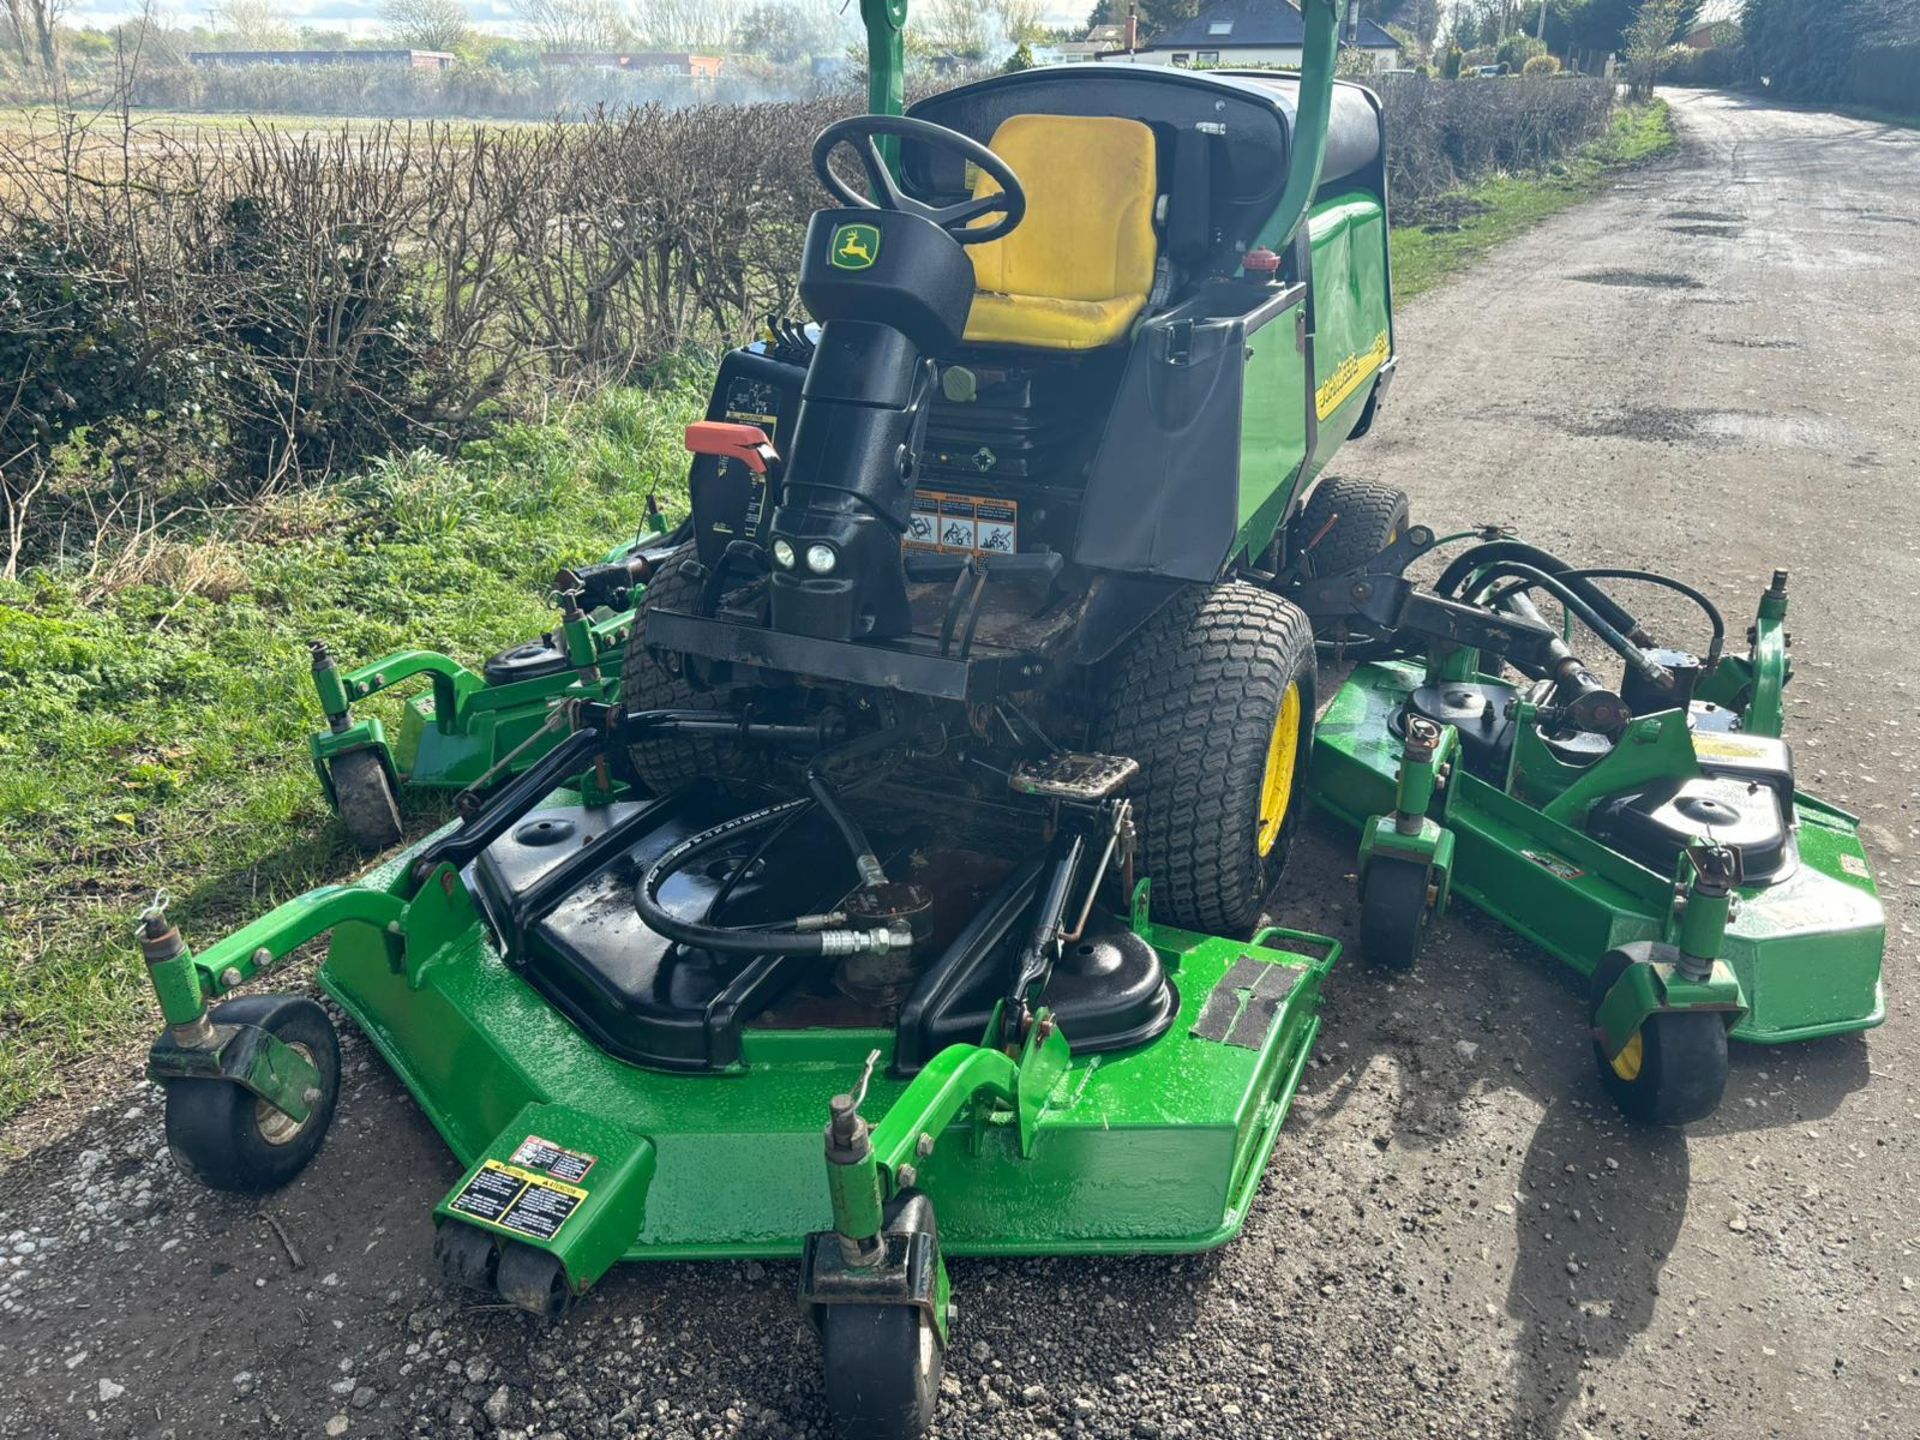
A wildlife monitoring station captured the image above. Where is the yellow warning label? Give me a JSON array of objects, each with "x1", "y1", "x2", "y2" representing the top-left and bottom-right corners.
[
  {"x1": 1691, "y1": 732, "x2": 1771, "y2": 761},
  {"x1": 1315, "y1": 329, "x2": 1390, "y2": 421},
  {"x1": 448, "y1": 1159, "x2": 587, "y2": 1241}
]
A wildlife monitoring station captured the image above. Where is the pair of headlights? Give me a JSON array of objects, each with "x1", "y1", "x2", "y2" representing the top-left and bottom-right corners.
[{"x1": 771, "y1": 539, "x2": 838, "y2": 575}]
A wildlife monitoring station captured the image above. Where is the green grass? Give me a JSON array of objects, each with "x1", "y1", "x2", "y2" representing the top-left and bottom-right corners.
[
  {"x1": 0, "y1": 383, "x2": 702, "y2": 1132},
  {"x1": 1390, "y1": 100, "x2": 1677, "y2": 301}
]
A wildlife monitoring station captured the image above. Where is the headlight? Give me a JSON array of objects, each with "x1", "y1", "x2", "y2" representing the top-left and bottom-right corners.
[
  {"x1": 771, "y1": 538, "x2": 796, "y2": 568},
  {"x1": 805, "y1": 544, "x2": 837, "y2": 574}
]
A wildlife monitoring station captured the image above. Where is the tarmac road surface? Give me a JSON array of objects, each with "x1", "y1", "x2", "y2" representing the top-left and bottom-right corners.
[{"x1": 1, "y1": 88, "x2": 1915, "y2": 1440}]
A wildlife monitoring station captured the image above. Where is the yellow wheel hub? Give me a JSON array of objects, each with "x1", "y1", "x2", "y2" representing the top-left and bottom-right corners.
[
  {"x1": 1610, "y1": 1030, "x2": 1645, "y2": 1082},
  {"x1": 1257, "y1": 683, "x2": 1302, "y2": 857}
]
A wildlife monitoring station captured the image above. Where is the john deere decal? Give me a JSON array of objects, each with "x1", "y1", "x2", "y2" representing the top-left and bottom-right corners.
[{"x1": 830, "y1": 223, "x2": 881, "y2": 271}]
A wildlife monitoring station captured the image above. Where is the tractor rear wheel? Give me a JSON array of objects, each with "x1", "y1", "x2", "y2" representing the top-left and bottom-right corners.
[
  {"x1": 622, "y1": 546, "x2": 728, "y2": 793},
  {"x1": 1095, "y1": 583, "x2": 1316, "y2": 935},
  {"x1": 1588, "y1": 946, "x2": 1730, "y2": 1126},
  {"x1": 1299, "y1": 475, "x2": 1410, "y2": 576},
  {"x1": 1297, "y1": 476, "x2": 1410, "y2": 658}
]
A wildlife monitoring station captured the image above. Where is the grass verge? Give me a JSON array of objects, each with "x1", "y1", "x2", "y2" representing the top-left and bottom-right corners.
[
  {"x1": 0, "y1": 382, "x2": 701, "y2": 1137},
  {"x1": 1391, "y1": 99, "x2": 1677, "y2": 302}
]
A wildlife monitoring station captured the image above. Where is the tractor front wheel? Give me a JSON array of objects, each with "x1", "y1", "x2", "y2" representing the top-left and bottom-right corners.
[
  {"x1": 1588, "y1": 947, "x2": 1729, "y2": 1126},
  {"x1": 1096, "y1": 583, "x2": 1316, "y2": 935},
  {"x1": 1297, "y1": 476, "x2": 1411, "y2": 658},
  {"x1": 1359, "y1": 855, "x2": 1430, "y2": 971},
  {"x1": 820, "y1": 1303, "x2": 943, "y2": 1440},
  {"x1": 330, "y1": 749, "x2": 403, "y2": 853},
  {"x1": 162, "y1": 994, "x2": 341, "y2": 1192}
]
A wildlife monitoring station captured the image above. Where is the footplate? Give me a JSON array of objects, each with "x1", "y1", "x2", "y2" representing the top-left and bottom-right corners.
[{"x1": 1009, "y1": 751, "x2": 1140, "y2": 801}]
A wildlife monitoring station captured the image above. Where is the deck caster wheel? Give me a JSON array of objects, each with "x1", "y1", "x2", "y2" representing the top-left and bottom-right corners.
[
  {"x1": 1359, "y1": 856, "x2": 1431, "y2": 971},
  {"x1": 496, "y1": 1242, "x2": 573, "y2": 1319},
  {"x1": 329, "y1": 749, "x2": 403, "y2": 853},
  {"x1": 1588, "y1": 946, "x2": 1729, "y2": 1126},
  {"x1": 821, "y1": 1303, "x2": 943, "y2": 1440},
  {"x1": 433, "y1": 1221, "x2": 499, "y2": 1293},
  {"x1": 162, "y1": 994, "x2": 340, "y2": 1192}
]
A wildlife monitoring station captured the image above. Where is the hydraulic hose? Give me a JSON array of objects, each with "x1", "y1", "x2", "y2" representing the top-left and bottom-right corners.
[
  {"x1": 1467, "y1": 562, "x2": 1671, "y2": 688},
  {"x1": 1544, "y1": 567, "x2": 1727, "y2": 670},
  {"x1": 633, "y1": 798, "x2": 908, "y2": 957},
  {"x1": 1435, "y1": 541, "x2": 1642, "y2": 639},
  {"x1": 805, "y1": 724, "x2": 912, "y2": 890}
]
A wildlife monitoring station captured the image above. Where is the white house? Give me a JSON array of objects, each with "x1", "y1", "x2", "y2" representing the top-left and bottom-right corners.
[{"x1": 1120, "y1": 0, "x2": 1403, "y2": 73}]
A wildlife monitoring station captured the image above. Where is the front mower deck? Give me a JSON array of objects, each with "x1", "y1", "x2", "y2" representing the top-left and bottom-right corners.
[{"x1": 315, "y1": 792, "x2": 1335, "y2": 1264}]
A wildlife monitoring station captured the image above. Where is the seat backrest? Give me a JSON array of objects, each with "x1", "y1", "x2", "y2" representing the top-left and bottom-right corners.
[{"x1": 966, "y1": 114, "x2": 1158, "y2": 304}]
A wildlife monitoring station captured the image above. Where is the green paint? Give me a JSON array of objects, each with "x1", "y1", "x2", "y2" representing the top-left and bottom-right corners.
[
  {"x1": 171, "y1": 837, "x2": 1333, "y2": 1273},
  {"x1": 1313, "y1": 659, "x2": 1884, "y2": 1046},
  {"x1": 1592, "y1": 956, "x2": 1745, "y2": 1061}
]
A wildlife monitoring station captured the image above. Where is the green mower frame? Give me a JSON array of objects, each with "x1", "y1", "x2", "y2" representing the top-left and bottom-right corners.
[{"x1": 308, "y1": 532, "x2": 666, "y2": 850}]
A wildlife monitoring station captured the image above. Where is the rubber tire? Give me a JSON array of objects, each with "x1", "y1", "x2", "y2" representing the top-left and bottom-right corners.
[
  {"x1": 496, "y1": 1241, "x2": 573, "y2": 1319},
  {"x1": 1588, "y1": 947, "x2": 1730, "y2": 1126},
  {"x1": 330, "y1": 748, "x2": 403, "y2": 853},
  {"x1": 820, "y1": 1304, "x2": 942, "y2": 1440},
  {"x1": 1359, "y1": 855, "x2": 1430, "y2": 971},
  {"x1": 622, "y1": 546, "x2": 729, "y2": 793},
  {"x1": 1299, "y1": 475, "x2": 1411, "y2": 576},
  {"x1": 1094, "y1": 583, "x2": 1317, "y2": 935},
  {"x1": 162, "y1": 994, "x2": 341, "y2": 1193},
  {"x1": 483, "y1": 635, "x2": 570, "y2": 686}
]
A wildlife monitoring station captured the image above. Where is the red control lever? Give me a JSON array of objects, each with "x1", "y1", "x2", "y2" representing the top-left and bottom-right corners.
[{"x1": 685, "y1": 421, "x2": 779, "y2": 475}]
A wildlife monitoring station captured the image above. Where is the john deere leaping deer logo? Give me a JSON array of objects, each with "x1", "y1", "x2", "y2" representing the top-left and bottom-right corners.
[{"x1": 830, "y1": 223, "x2": 881, "y2": 271}]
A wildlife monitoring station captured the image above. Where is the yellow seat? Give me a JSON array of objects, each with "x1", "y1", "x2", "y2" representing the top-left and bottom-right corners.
[{"x1": 963, "y1": 114, "x2": 1158, "y2": 351}]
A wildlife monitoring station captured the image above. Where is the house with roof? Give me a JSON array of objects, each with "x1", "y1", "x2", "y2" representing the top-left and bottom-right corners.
[{"x1": 1121, "y1": 0, "x2": 1402, "y2": 73}]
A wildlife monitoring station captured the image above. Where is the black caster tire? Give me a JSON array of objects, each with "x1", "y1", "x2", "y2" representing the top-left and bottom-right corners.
[
  {"x1": 330, "y1": 749, "x2": 403, "y2": 853},
  {"x1": 496, "y1": 1242, "x2": 573, "y2": 1318},
  {"x1": 162, "y1": 994, "x2": 341, "y2": 1193},
  {"x1": 820, "y1": 1303, "x2": 943, "y2": 1440},
  {"x1": 483, "y1": 635, "x2": 571, "y2": 686},
  {"x1": 433, "y1": 1221, "x2": 500, "y2": 1292},
  {"x1": 1588, "y1": 946, "x2": 1729, "y2": 1126},
  {"x1": 1359, "y1": 856, "x2": 1431, "y2": 971},
  {"x1": 1094, "y1": 583, "x2": 1317, "y2": 935}
]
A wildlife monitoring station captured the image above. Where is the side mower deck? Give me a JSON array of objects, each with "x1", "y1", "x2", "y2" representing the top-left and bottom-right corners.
[{"x1": 1313, "y1": 658, "x2": 1885, "y2": 1045}]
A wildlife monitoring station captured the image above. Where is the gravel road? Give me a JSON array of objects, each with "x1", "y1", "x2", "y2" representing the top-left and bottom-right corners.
[{"x1": 2, "y1": 89, "x2": 1915, "y2": 1440}]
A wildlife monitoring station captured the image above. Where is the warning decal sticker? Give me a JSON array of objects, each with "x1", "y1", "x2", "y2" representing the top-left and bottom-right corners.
[
  {"x1": 907, "y1": 490, "x2": 1019, "y2": 555},
  {"x1": 510, "y1": 1134, "x2": 598, "y2": 1184},
  {"x1": 449, "y1": 1159, "x2": 587, "y2": 1241}
]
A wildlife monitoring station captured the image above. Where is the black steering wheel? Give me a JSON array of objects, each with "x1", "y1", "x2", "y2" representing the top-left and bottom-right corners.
[{"x1": 811, "y1": 115, "x2": 1027, "y2": 245}]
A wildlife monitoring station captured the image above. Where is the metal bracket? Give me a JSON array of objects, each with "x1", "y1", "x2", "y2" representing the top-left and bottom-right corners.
[{"x1": 147, "y1": 1021, "x2": 323, "y2": 1125}]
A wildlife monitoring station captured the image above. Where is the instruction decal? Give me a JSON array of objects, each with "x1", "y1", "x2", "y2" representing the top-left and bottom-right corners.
[
  {"x1": 907, "y1": 490, "x2": 1019, "y2": 555},
  {"x1": 449, "y1": 1159, "x2": 588, "y2": 1241},
  {"x1": 1521, "y1": 849, "x2": 1585, "y2": 881},
  {"x1": 510, "y1": 1134, "x2": 599, "y2": 1184}
]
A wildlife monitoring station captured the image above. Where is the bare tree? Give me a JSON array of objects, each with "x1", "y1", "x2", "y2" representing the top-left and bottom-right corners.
[
  {"x1": 382, "y1": 0, "x2": 474, "y2": 51},
  {"x1": 212, "y1": 0, "x2": 295, "y2": 48},
  {"x1": 513, "y1": 0, "x2": 631, "y2": 50}
]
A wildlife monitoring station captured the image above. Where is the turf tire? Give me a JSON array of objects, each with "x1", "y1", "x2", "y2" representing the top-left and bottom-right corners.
[
  {"x1": 1299, "y1": 475, "x2": 1411, "y2": 576},
  {"x1": 1588, "y1": 945, "x2": 1729, "y2": 1126},
  {"x1": 162, "y1": 994, "x2": 341, "y2": 1193},
  {"x1": 622, "y1": 546, "x2": 729, "y2": 793},
  {"x1": 1094, "y1": 582, "x2": 1317, "y2": 935}
]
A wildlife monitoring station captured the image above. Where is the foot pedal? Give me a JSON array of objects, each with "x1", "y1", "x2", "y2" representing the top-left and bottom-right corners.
[{"x1": 1010, "y1": 751, "x2": 1140, "y2": 801}]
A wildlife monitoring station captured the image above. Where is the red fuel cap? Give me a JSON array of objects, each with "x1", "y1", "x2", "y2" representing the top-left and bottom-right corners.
[{"x1": 1242, "y1": 247, "x2": 1281, "y2": 275}]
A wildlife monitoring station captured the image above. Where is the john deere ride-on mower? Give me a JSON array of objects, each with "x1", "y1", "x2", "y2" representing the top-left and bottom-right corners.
[{"x1": 135, "y1": 1, "x2": 1883, "y2": 1432}]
